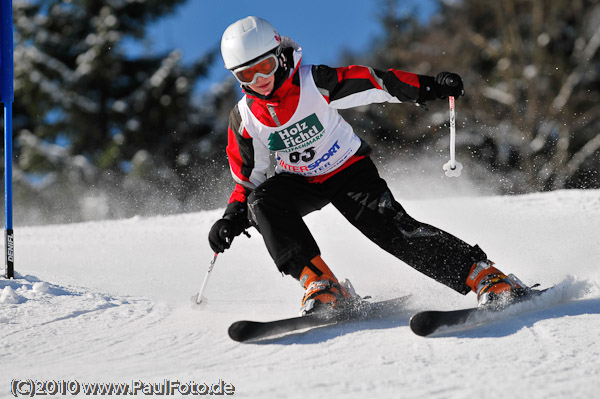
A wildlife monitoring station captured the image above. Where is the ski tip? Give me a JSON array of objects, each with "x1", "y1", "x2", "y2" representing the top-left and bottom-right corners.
[
  {"x1": 228, "y1": 321, "x2": 252, "y2": 342},
  {"x1": 228, "y1": 320, "x2": 269, "y2": 342},
  {"x1": 409, "y1": 311, "x2": 436, "y2": 337}
]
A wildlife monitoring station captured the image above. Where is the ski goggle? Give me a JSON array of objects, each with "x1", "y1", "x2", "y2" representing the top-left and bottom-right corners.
[{"x1": 232, "y1": 53, "x2": 279, "y2": 86}]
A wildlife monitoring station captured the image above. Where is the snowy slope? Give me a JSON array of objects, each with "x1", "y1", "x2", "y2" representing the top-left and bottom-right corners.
[{"x1": 2, "y1": 189, "x2": 600, "y2": 399}]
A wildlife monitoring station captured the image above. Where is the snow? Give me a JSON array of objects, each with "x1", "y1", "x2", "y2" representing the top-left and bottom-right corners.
[{"x1": 2, "y1": 189, "x2": 600, "y2": 398}]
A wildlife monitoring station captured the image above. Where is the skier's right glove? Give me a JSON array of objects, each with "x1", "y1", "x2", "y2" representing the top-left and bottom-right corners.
[{"x1": 208, "y1": 201, "x2": 250, "y2": 253}]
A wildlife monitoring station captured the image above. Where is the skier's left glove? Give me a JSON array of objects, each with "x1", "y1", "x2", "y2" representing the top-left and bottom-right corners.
[
  {"x1": 418, "y1": 72, "x2": 464, "y2": 102},
  {"x1": 208, "y1": 201, "x2": 250, "y2": 253},
  {"x1": 433, "y1": 72, "x2": 464, "y2": 98}
]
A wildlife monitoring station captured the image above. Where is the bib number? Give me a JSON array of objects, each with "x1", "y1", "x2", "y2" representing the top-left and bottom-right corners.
[{"x1": 289, "y1": 147, "x2": 316, "y2": 163}]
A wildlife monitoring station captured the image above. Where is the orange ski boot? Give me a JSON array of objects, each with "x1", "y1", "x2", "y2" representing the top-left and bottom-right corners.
[
  {"x1": 466, "y1": 260, "x2": 528, "y2": 307},
  {"x1": 299, "y1": 255, "x2": 353, "y2": 315}
]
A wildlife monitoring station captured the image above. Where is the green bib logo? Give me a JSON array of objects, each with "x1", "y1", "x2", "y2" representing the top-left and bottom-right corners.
[{"x1": 268, "y1": 113, "x2": 324, "y2": 152}]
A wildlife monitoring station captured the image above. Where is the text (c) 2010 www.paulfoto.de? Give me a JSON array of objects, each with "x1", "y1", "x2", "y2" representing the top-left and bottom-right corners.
[{"x1": 10, "y1": 379, "x2": 236, "y2": 396}]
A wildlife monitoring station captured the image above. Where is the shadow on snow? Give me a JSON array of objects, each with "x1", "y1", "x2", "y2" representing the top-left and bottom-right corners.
[{"x1": 432, "y1": 298, "x2": 600, "y2": 339}]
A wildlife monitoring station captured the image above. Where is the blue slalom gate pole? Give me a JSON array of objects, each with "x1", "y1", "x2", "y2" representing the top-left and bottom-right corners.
[{"x1": 1, "y1": 0, "x2": 14, "y2": 279}]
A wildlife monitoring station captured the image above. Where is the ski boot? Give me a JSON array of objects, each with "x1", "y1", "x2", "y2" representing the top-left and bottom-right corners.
[
  {"x1": 299, "y1": 255, "x2": 354, "y2": 316},
  {"x1": 466, "y1": 260, "x2": 529, "y2": 307}
]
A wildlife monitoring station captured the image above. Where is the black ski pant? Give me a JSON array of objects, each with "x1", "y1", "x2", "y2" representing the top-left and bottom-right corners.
[{"x1": 246, "y1": 157, "x2": 486, "y2": 294}]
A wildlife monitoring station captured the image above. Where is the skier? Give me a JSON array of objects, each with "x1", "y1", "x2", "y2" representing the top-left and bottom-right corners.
[{"x1": 209, "y1": 16, "x2": 529, "y2": 315}]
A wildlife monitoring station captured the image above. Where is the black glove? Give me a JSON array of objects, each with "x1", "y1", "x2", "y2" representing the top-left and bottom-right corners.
[
  {"x1": 209, "y1": 218, "x2": 236, "y2": 253},
  {"x1": 418, "y1": 72, "x2": 464, "y2": 102},
  {"x1": 208, "y1": 201, "x2": 250, "y2": 253},
  {"x1": 433, "y1": 72, "x2": 464, "y2": 98}
]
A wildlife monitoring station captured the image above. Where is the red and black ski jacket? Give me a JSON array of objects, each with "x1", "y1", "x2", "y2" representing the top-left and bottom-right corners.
[{"x1": 224, "y1": 41, "x2": 441, "y2": 215}]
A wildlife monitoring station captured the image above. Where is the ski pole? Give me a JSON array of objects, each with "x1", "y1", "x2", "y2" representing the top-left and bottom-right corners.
[
  {"x1": 190, "y1": 252, "x2": 218, "y2": 309},
  {"x1": 443, "y1": 96, "x2": 463, "y2": 177}
]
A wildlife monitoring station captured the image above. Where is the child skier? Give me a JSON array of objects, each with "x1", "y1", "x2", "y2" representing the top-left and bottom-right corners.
[{"x1": 209, "y1": 16, "x2": 529, "y2": 315}]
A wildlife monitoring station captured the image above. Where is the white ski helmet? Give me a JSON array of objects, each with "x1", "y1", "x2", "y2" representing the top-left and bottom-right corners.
[{"x1": 221, "y1": 16, "x2": 281, "y2": 70}]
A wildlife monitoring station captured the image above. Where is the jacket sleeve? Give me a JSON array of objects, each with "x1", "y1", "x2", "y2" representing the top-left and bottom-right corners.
[
  {"x1": 225, "y1": 104, "x2": 270, "y2": 205},
  {"x1": 311, "y1": 64, "x2": 440, "y2": 109}
]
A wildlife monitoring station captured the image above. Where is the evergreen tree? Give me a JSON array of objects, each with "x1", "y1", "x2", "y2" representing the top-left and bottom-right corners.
[
  {"x1": 10, "y1": 0, "x2": 237, "y2": 223},
  {"x1": 344, "y1": 0, "x2": 600, "y2": 193}
]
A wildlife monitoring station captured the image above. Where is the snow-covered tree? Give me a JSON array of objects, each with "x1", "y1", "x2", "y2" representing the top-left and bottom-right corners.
[
  {"x1": 9, "y1": 0, "x2": 237, "y2": 223},
  {"x1": 345, "y1": 0, "x2": 600, "y2": 193}
]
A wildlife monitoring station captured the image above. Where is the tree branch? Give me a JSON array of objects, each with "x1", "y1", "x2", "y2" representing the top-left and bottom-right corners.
[{"x1": 551, "y1": 24, "x2": 600, "y2": 113}]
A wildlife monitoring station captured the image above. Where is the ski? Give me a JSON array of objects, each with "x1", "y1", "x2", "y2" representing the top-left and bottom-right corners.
[
  {"x1": 228, "y1": 296, "x2": 410, "y2": 342},
  {"x1": 409, "y1": 287, "x2": 552, "y2": 337}
]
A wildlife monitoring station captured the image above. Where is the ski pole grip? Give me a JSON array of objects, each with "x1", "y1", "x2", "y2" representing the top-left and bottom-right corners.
[
  {"x1": 445, "y1": 76, "x2": 458, "y2": 87},
  {"x1": 219, "y1": 225, "x2": 230, "y2": 239}
]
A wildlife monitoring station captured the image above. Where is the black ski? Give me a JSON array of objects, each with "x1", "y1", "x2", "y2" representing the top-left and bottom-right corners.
[
  {"x1": 409, "y1": 287, "x2": 552, "y2": 337},
  {"x1": 228, "y1": 296, "x2": 410, "y2": 342}
]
